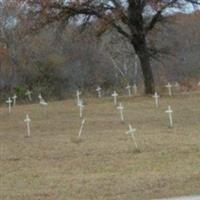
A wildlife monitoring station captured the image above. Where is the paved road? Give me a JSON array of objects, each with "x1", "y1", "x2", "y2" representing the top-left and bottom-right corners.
[{"x1": 155, "y1": 196, "x2": 200, "y2": 200}]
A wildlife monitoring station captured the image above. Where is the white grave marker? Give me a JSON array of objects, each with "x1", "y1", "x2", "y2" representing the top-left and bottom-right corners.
[
  {"x1": 174, "y1": 82, "x2": 180, "y2": 90},
  {"x1": 165, "y1": 105, "x2": 173, "y2": 128},
  {"x1": 40, "y1": 99, "x2": 48, "y2": 106},
  {"x1": 96, "y1": 86, "x2": 102, "y2": 98},
  {"x1": 6, "y1": 97, "x2": 12, "y2": 114},
  {"x1": 38, "y1": 93, "x2": 43, "y2": 101},
  {"x1": 165, "y1": 82, "x2": 172, "y2": 96},
  {"x1": 152, "y1": 92, "x2": 160, "y2": 108},
  {"x1": 25, "y1": 90, "x2": 32, "y2": 101},
  {"x1": 126, "y1": 84, "x2": 132, "y2": 96},
  {"x1": 111, "y1": 91, "x2": 118, "y2": 105},
  {"x1": 78, "y1": 118, "x2": 86, "y2": 138},
  {"x1": 24, "y1": 114, "x2": 31, "y2": 137},
  {"x1": 78, "y1": 100, "x2": 84, "y2": 118},
  {"x1": 117, "y1": 103, "x2": 125, "y2": 122},
  {"x1": 126, "y1": 124, "x2": 138, "y2": 149},
  {"x1": 133, "y1": 84, "x2": 138, "y2": 95},
  {"x1": 76, "y1": 90, "x2": 81, "y2": 106},
  {"x1": 12, "y1": 94, "x2": 17, "y2": 107},
  {"x1": 38, "y1": 94, "x2": 48, "y2": 106}
]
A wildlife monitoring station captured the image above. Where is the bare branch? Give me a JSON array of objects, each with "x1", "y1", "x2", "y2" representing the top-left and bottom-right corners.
[
  {"x1": 145, "y1": 0, "x2": 178, "y2": 33},
  {"x1": 109, "y1": 54, "x2": 125, "y2": 77}
]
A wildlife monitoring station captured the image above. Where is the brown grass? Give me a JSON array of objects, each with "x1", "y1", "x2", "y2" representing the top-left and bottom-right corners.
[{"x1": 0, "y1": 93, "x2": 200, "y2": 200}]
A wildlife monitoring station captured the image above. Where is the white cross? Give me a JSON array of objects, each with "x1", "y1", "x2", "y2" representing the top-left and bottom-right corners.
[
  {"x1": 165, "y1": 105, "x2": 173, "y2": 128},
  {"x1": 38, "y1": 93, "x2": 43, "y2": 101},
  {"x1": 12, "y1": 94, "x2": 17, "y2": 107},
  {"x1": 165, "y1": 82, "x2": 172, "y2": 96},
  {"x1": 111, "y1": 91, "x2": 118, "y2": 105},
  {"x1": 24, "y1": 114, "x2": 31, "y2": 137},
  {"x1": 174, "y1": 82, "x2": 180, "y2": 90},
  {"x1": 78, "y1": 100, "x2": 84, "y2": 118},
  {"x1": 126, "y1": 84, "x2": 132, "y2": 96},
  {"x1": 78, "y1": 118, "x2": 86, "y2": 138},
  {"x1": 133, "y1": 84, "x2": 138, "y2": 95},
  {"x1": 126, "y1": 124, "x2": 138, "y2": 149},
  {"x1": 6, "y1": 97, "x2": 12, "y2": 114},
  {"x1": 40, "y1": 99, "x2": 48, "y2": 106},
  {"x1": 25, "y1": 90, "x2": 32, "y2": 101},
  {"x1": 152, "y1": 92, "x2": 160, "y2": 108},
  {"x1": 96, "y1": 86, "x2": 102, "y2": 98},
  {"x1": 117, "y1": 103, "x2": 125, "y2": 122},
  {"x1": 76, "y1": 90, "x2": 81, "y2": 106},
  {"x1": 38, "y1": 94, "x2": 48, "y2": 106}
]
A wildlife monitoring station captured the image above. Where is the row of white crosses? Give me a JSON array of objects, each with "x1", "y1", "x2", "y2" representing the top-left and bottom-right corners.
[
  {"x1": 125, "y1": 83, "x2": 137, "y2": 96},
  {"x1": 124, "y1": 98, "x2": 174, "y2": 150},
  {"x1": 165, "y1": 82, "x2": 180, "y2": 96},
  {"x1": 22, "y1": 86, "x2": 172, "y2": 141},
  {"x1": 152, "y1": 81, "x2": 175, "y2": 127},
  {"x1": 96, "y1": 82, "x2": 178, "y2": 100},
  {"x1": 98, "y1": 81, "x2": 176, "y2": 99},
  {"x1": 26, "y1": 89, "x2": 48, "y2": 103},
  {"x1": 6, "y1": 90, "x2": 45, "y2": 113},
  {"x1": 6, "y1": 94, "x2": 18, "y2": 113},
  {"x1": 96, "y1": 84, "x2": 137, "y2": 99},
  {"x1": 113, "y1": 99, "x2": 138, "y2": 148},
  {"x1": 17, "y1": 91, "x2": 43, "y2": 137},
  {"x1": 6, "y1": 90, "x2": 48, "y2": 114},
  {"x1": 111, "y1": 88, "x2": 139, "y2": 149},
  {"x1": 152, "y1": 92, "x2": 174, "y2": 127},
  {"x1": 110, "y1": 88, "x2": 138, "y2": 148},
  {"x1": 24, "y1": 90, "x2": 85, "y2": 138}
]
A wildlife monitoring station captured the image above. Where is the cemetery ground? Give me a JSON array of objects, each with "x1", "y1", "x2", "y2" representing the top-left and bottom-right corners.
[{"x1": 1, "y1": 93, "x2": 200, "y2": 200}]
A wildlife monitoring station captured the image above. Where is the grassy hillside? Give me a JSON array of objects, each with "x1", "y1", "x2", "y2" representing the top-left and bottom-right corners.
[{"x1": 1, "y1": 92, "x2": 200, "y2": 200}]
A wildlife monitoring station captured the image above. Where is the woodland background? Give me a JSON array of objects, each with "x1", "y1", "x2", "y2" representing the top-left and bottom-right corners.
[{"x1": 1, "y1": 4, "x2": 200, "y2": 100}]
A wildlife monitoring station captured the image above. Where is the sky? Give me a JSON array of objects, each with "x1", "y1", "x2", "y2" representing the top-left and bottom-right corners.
[{"x1": 144, "y1": 0, "x2": 200, "y2": 16}]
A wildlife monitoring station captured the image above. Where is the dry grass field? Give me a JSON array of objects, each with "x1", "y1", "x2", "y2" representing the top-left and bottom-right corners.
[{"x1": 0, "y1": 93, "x2": 200, "y2": 200}]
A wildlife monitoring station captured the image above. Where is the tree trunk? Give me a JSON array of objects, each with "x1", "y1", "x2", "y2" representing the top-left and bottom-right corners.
[
  {"x1": 127, "y1": 0, "x2": 155, "y2": 94},
  {"x1": 137, "y1": 50, "x2": 155, "y2": 94},
  {"x1": 132, "y1": 38, "x2": 155, "y2": 94}
]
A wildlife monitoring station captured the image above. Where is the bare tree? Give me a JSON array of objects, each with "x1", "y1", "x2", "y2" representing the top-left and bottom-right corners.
[{"x1": 15, "y1": 0, "x2": 199, "y2": 94}]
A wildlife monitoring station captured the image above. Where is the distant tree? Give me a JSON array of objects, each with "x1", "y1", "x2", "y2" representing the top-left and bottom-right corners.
[{"x1": 16, "y1": 0, "x2": 199, "y2": 94}]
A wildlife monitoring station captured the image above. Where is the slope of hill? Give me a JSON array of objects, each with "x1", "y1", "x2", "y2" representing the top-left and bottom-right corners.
[{"x1": 1, "y1": 93, "x2": 200, "y2": 200}]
